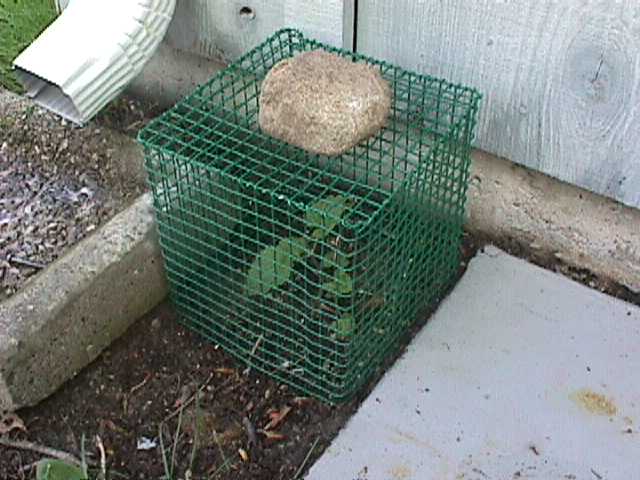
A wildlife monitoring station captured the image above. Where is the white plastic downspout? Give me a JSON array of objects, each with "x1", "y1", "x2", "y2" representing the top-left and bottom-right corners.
[{"x1": 12, "y1": 0, "x2": 176, "y2": 125}]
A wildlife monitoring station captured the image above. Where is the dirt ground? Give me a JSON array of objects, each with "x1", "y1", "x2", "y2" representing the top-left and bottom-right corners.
[
  {"x1": 1, "y1": 302, "x2": 352, "y2": 480},
  {"x1": 0, "y1": 92, "x2": 150, "y2": 299},
  {"x1": 0, "y1": 234, "x2": 479, "y2": 480}
]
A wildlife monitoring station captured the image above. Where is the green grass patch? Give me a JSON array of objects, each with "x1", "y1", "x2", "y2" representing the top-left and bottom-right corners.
[{"x1": 0, "y1": 0, "x2": 58, "y2": 92}]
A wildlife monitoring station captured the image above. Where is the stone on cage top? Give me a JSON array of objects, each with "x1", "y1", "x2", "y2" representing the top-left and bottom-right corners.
[{"x1": 258, "y1": 49, "x2": 392, "y2": 156}]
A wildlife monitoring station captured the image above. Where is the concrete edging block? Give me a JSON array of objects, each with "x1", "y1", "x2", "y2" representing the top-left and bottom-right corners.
[{"x1": 0, "y1": 193, "x2": 167, "y2": 411}]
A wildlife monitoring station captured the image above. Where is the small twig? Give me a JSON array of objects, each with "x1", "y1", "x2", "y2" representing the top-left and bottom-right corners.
[
  {"x1": 0, "y1": 437, "x2": 83, "y2": 466},
  {"x1": 108, "y1": 469, "x2": 130, "y2": 479},
  {"x1": 189, "y1": 391, "x2": 201, "y2": 472},
  {"x1": 212, "y1": 429, "x2": 230, "y2": 473},
  {"x1": 20, "y1": 178, "x2": 55, "y2": 215},
  {"x1": 163, "y1": 372, "x2": 224, "y2": 423},
  {"x1": 319, "y1": 302, "x2": 336, "y2": 314},
  {"x1": 208, "y1": 458, "x2": 233, "y2": 479},
  {"x1": 95, "y1": 435, "x2": 106, "y2": 480},
  {"x1": 242, "y1": 416, "x2": 258, "y2": 448},
  {"x1": 21, "y1": 460, "x2": 39, "y2": 472},
  {"x1": 80, "y1": 434, "x2": 87, "y2": 475},
  {"x1": 293, "y1": 436, "x2": 320, "y2": 479},
  {"x1": 123, "y1": 372, "x2": 152, "y2": 415},
  {"x1": 243, "y1": 335, "x2": 264, "y2": 376},
  {"x1": 5, "y1": 255, "x2": 45, "y2": 270},
  {"x1": 264, "y1": 406, "x2": 292, "y2": 431},
  {"x1": 15, "y1": 450, "x2": 26, "y2": 480},
  {"x1": 159, "y1": 424, "x2": 171, "y2": 480},
  {"x1": 250, "y1": 335, "x2": 263, "y2": 356},
  {"x1": 126, "y1": 120, "x2": 145, "y2": 132},
  {"x1": 159, "y1": 392, "x2": 187, "y2": 480},
  {"x1": 129, "y1": 372, "x2": 152, "y2": 396},
  {"x1": 170, "y1": 402, "x2": 185, "y2": 477}
]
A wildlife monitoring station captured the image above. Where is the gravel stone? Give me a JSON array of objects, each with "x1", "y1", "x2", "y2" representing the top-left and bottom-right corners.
[{"x1": 0, "y1": 91, "x2": 147, "y2": 300}]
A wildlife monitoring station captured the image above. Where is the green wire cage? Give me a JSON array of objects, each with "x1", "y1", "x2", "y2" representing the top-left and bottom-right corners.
[{"x1": 138, "y1": 28, "x2": 481, "y2": 403}]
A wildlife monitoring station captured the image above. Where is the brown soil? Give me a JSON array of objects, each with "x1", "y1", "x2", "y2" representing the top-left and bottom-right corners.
[
  {"x1": 0, "y1": 237, "x2": 479, "y2": 480},
  {"x1": 0, "y1": 92, "x2": 148, "y2": 299},
  {"x1": 1, "y1": 302, "x2": 354, "y2": 480},
  {"x1": 93, "y1": 94, "x2": 162, "y2": 137}
]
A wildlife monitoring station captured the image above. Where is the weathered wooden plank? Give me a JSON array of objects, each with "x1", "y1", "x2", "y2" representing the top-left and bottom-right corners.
[
  {"x1": 166, "y1": 0, "x2": 348, "y2": 62},
  {"x1": 357, "y1": 0, "x2": 640, "y2": 208}
]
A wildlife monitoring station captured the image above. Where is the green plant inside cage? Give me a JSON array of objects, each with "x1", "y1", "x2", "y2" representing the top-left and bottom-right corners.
[
  {"x1": 148, "y1": 142, "x2": 462, "y2": 401},
  {"x1": 139, "y1": 28, "x2": 481, "y2": 403},
  {"x1": 244, "y1": 194, "x2": 355, "y2": 333},
  {"x1": 191, "y1": 176, "x2": 402, "y2": 386}
]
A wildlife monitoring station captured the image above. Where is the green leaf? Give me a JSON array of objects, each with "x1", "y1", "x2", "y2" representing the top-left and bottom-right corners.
[
  {"x1": 245, "y1": 237, "x2": 307, "y2": 296},
  {"x1": 335, "y1": 269, "x2": 353, "y2": 295},
  {"x1": 322, "y1": 280, "x2": 338, "y2": 296},
  {"x1": 305, "y1": 195, "x2": 350, "y2": 240},
  {"x1": 332, "y1": 314, "x2": 355, "y2": 338},
  {"x1": 36, "y1": 459, "x2": 87, "y2": 480},
  {"x1": 322, "y1": 270, "x2": 352, "y2": 298},
  {"x1": 287, "y1": 236, "x2": 309, "y2": 259},
  {"x1": 321, "y1": 249, "x2": 349, "y2": 269},
  {"x1": 321, "y1": 252, "x2": 333, "y2": 269}
]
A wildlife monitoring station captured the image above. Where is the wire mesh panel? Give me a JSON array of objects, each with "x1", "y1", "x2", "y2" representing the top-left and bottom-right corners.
[{"x1": 138, "y1": 28, "x2": 481, "y2": 403}]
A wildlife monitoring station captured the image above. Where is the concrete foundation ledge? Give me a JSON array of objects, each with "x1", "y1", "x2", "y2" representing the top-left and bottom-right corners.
[
  {"x1": 0, "y1": 193, "x2": 167, "y2": 411},
  {"x1": 467, "y1": 150, "x2": 640, "y2": 294}
]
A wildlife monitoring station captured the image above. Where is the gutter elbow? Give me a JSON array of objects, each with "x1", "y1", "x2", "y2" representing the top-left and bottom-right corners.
[{"x1": 12, "y1": 0, "x2": 176, "y2": 125}]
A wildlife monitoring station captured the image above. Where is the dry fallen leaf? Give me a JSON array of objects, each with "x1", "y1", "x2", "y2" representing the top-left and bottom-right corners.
[
  {"x1": 217, "y1": 425, "x2": 244, "y2": 444},
  {"x1": 292, "y1": 397, "x2": 312, "y2": 407},
  {"x1": 238, "y1": 447, "x2": 249, "y2": 462},
  {"x1": 214, "y1": 368, "x2": 236, "y2": 375},
  {"x1": 174, "y1": 383, "x2": 196, "y2": 408},
  {"x1": 264, "y1": 405, "x2": 292, "y2": 431},
  {"x1": 0, "y1": 412, "x2": 26, "y2": 434},
  {"x1": 260, "y1": 430, "x2": 286, "y2": 442},
  {"x1": 100, "y1": 419, "x2": 125, "y2": 433}
]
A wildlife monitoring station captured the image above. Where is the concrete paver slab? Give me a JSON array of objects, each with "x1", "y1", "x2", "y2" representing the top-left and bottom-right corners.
[{"x1": 307, "y1": 246, "x2": 640, "y2": 480}]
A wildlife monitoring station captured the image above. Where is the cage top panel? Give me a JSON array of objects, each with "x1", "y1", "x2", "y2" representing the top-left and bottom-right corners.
[{"x1": 138, "y1": 28, "x2": 481, "y2": 226}]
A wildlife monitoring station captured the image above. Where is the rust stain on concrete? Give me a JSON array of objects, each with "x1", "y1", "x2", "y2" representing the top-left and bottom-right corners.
[
  {"x1": 571, "y1": 389, "x2": 617, "y2": 416},
  {"x1": 389, "y1": 464, "x2": 412, "y2": 479}
]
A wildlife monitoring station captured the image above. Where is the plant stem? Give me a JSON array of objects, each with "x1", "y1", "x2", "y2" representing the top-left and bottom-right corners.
[
  {"x1": 163, "y1": 372, "x2": 234, "y2": 423},
  {"x1": 95, "y1": 435, "x2": 106, "y2": 480},
  {"x1": 208, "y1": 458, "x2": 232, "y2": 479},
  {"x1": 0, "y1": 437, "x2": 83, "y2": 466},
  {"x1": 212, "y1": 430, "x2": 230, "y2": 473},
  {"x1": 159, "y1": 423, "x2": 171, "y2": 480},
  {"x1": 170, "y1": 403, "x2": 184, "y2": 478},
  {"x1": 189, "y1": 391, "x2": 200, "y2": 471},
  {"x1": 293, "y1": 436, "x2": 320, "y2": 479}
]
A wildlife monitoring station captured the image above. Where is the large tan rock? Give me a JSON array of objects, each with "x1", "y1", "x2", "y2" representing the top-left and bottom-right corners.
[{"x1": 258, "y1": 50, "x2": 392, "y2": 156}]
